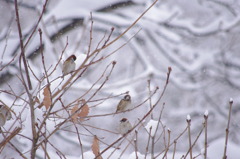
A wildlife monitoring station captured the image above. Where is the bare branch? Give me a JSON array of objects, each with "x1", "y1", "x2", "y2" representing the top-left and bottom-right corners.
[{"x1": 222, "y1": 99, "x2": 233, "y2": 159}]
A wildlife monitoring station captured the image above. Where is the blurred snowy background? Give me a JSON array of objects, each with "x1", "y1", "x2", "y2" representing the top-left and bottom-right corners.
[{"x1": 1, "y1": 0, "x2": 240, "y2": 158}]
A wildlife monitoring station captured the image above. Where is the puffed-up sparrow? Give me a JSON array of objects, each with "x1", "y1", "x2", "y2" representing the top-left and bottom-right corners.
[
  {"x1": 115, "y1": 95, "x2": 131, "y2": 114},
  {"x1": 0, "y1": 104, "x2": 12, "y2": 127},
  {"x1": 119, "y1": 118, "x2": 132, "y2": 135},
  {"x1": 62, "y1": 55, "x2": 77, "y2": 76}
]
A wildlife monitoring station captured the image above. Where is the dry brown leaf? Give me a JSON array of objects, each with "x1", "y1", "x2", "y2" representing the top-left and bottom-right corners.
[
  {"x1": 71, "y1": 105, "x2": 79, "y2": 123},
  {"x1": 78, "y1": 103, "x2": 89, "y2": 121},
  {"x1": 70, "y1": 99, "x2": 89, "y2": 122},
  {"x1": 92, "y1": 135, "x2": 102, "y2": 159},
  {"x1": 43, "y1": 85, "x2": 51, "y2": 110}
]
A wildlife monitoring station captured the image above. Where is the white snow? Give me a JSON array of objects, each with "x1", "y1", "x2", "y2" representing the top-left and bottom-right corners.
[
  {"x1": 145, "y1": 119, "x2": 159, "y2": 136},
  {"x1": 74, "y1": 52, "x2": 87, "y2": 69},
  {"x1": 208, "y1": 138, "x2": 240, "y2": 159},
  {"x1": 204, "y1": 110, "x2": 208, "y2": 117}
]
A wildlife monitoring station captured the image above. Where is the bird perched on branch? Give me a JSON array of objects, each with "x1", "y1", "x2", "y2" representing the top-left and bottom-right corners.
[
  {"x1": 115, "y1": 95, "x2": 131, "y2": 114},
  {"x1": 62, "y1": 55, "x2": 77, "y2": 76},
  {"x1": 119, "y1": 118, "x2": 132, "y2": 135},
  {"x1": 0, "y1": 104, "x2": 12, "y2": 127}
]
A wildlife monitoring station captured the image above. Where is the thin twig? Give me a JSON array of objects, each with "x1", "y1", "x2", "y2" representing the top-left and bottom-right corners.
[
  {"x1": 204, "y1": 111, "x2": 208, "y2": 159},
  {"x1": 0, "y1": 127, "x2": 21, "y2": 149},
  {"x1": 87, "y1": 12, "x2": 94, "y2": 56},
  {"x1": 35, "y1": 28, "x2": 54, "y2": 152},
  {"x1": 134, "y1": 131, "x2": 138, "y2": 159},
  {"x1": 162, "y1": 128, "x2": 171, "y2": 159},
  {"x1": 184, "y1": 125, "x2": 204, "y2": 159},
  {"x1": 187, "y1": 116, "x2": 193, "y2": 159},
  {"x1": 172, "y1": 140, "x2": 177, "y2": 159},
  {"x1": 15, "y1": 0, "x2": 32, "y2": 90},
  {"x1": 147, "y1": 80, "x2": 153, "y2": 119},
  {"x1": 223, "y1": 99, "x2": 233, "y2": 159},
  {"x1": 73, "y1": 123, "x2": 84, "y2": 159},
  {"x1": 154, "y1": 102, "x2": 165, "y2": 144},
  {"x1": 144, "y1": 126, "x2": 152, "y2": 159},
  {"x1": 101, "y1": 27, "x2": 114, "y2": 48},
  {"x1": 39, "y1": 28, "x2": 51, "y2": 85}
]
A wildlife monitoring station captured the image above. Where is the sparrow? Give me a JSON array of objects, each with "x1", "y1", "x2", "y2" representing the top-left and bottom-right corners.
[
  {"x1": 115, "y1": 95, "x2": 131, "y2": 114},
  {"x1": 119, "y1": 118, "x2": 132, "y2": 135},
  {"x1": 0, "y1": 104, "x2": 12, "y2": 127},
  {"x1": 62, "y1": 55, "x2": 77, "y2": 76}
]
